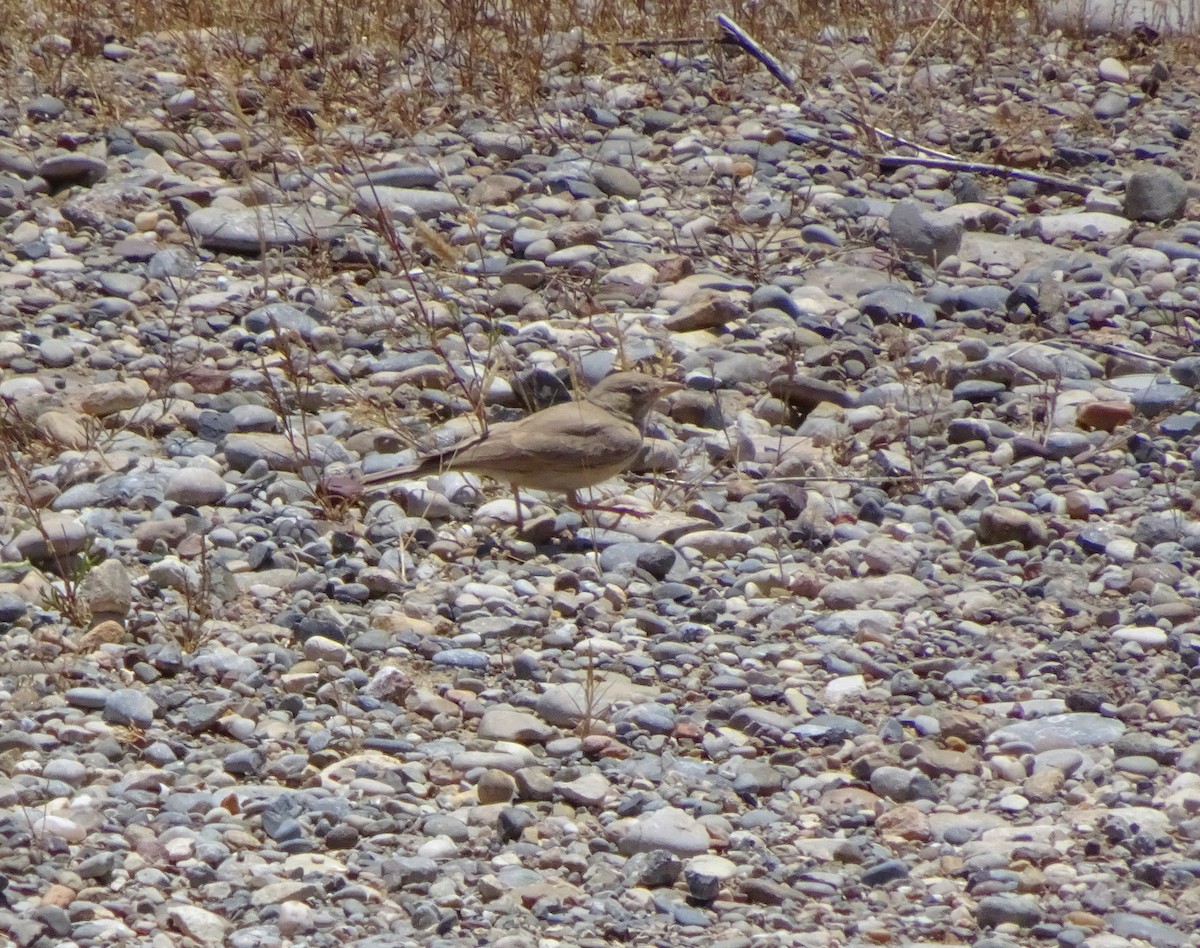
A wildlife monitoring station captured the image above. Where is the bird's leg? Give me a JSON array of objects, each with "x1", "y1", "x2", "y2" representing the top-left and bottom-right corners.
[
  {"x1": 513, "y1": 484, "x2": 524, "y2": 533},
  {"x1": 568, "y1": 488, "x2": 653, "y2": 521}
]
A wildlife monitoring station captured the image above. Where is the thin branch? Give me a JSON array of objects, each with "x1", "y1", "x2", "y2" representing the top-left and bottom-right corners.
[
  {"x1": 583, "y1": 37, "x2": 710, "y2": 49},
  {"x1": 784, "y1": 125, "x2": 865, "y2": 159},
  {"x1": 834, "y1": 108, "x2": 960, "y2": 160},
  {"x1": 877, "y1": 153, "x2": 1093, "y2": 196}
]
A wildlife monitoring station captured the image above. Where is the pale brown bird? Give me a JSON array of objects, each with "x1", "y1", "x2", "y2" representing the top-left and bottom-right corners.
[{"x1": 360, "y1": 371, "x2": 681, "y2": 527}]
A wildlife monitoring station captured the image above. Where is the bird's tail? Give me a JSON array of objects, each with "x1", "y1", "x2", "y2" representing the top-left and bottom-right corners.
[{"x1": 359, "y1": 436, "x2": 484, "y2": 488}]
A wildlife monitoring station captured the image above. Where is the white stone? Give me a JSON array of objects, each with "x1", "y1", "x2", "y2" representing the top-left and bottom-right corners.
[
  {"x1": 167, "y1": 907, "x2": 228, "y2": 946},
  {"x1": 685, "y1": 853, "x2": 738, "y2": 879},
  {"x1": 825, "y1": 674, "x2": 867, "y2": 703},
  {"x1": 1104, "y1": 537, "x2": 1139, "y2": 564},
  {"x1": 1097, "y1": 57, "x2": 1130, "y2": 82},
  {"x1": 1112, "y1": 626, "x2": 1168, "y2": 648}
]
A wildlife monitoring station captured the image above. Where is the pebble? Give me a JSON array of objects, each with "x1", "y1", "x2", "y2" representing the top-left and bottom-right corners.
[
  {"x1": 186, "y1": 205, "x2": 347, "y2": 251},
  {"x1": 1125, "y1": 167, "x2": 1188, "y2": 222},
  {"x1": 103, "y1": 688, "x2": 157, "y2": 727},
  {"x1": 889, "y1": 198, "x2": 964, "y2": 265},
  {"x1": 5, "y1": 517, "x2": 88, "y2": 561},
  {"x1": 991, "y1": 713, "x2": 1126, "y2": 752},
  {"x1": 619, "y1": 807, "x2": 710, "y2": 857},
  {"x1": 477, "y1": 707, "x2": 556, "y2": 743},
  {"x1": 976, "y1": 894, "x2": 1043, "y2": 929},
  {"x1": 1097, "y1": 57, "x2": 1130, "y2": 82},
  {"x1": 476, "y1": 769, "x2": 518, "y2": 803}
]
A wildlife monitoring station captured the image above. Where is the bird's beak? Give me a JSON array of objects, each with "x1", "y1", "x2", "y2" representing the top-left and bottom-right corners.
[{"x1": 656, "y1": 380, "x2": 684, "y2": 398}]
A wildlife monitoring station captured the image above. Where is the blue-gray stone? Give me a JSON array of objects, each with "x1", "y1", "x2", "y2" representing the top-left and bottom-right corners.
[
  {"x1": 976, "y1": 894, "x2": 1042, "y2": 928},
  {"x1": 862, "y1": 860, "x2": 910, "y2": 886},
  {"x1": 353, "y1": 165, "x2": 440, "y2": 189},
  {"x1": 432, "y1": 648, "x2": 489, "y2": 670},
  {"x1": 0, "y1": 592, "x2": 28, "y2": 624},
  {"x1": 66, "y1": 686, "x2": 112, "y2": 709},
  {"x1": 860, "y1": 287, "x2": 939, "y2": 327},
  {"x1": 1110, "y1": 913, "x2": 1187, "y2": 946},
  {"x1": 244, "y1": 302, "x2": 321, "y2": 338},
  {"x1": 103, "y1": 688, "x2": 157, "y2": 727}
]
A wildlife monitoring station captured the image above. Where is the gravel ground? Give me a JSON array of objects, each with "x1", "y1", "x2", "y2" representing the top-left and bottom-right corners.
[{"x1": 1, "y1": 15, "x2": 1200, "y2": 948}]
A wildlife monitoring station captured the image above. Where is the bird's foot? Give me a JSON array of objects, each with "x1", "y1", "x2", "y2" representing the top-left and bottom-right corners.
[{"x1": 570, "y1": 499, "x2": 654, "y2": 521}]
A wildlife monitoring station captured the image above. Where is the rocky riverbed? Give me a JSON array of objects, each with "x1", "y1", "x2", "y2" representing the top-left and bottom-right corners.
[{"x1": 0, "y1": 17, "x2": 1199, "y2": 948}]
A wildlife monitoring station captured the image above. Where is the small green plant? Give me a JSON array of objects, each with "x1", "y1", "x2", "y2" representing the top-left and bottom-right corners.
[{"x1": 40, "y1": 540, "x2": 101, "y2": 629}]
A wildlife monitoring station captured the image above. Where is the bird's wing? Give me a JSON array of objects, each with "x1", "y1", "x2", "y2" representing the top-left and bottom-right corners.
[{"x1": 450, "y1": 403, "x2": 643, "y2": 476}]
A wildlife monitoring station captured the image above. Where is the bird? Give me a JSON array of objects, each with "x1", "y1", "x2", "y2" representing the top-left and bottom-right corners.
[{"x1": 359, "y1": 370, "x2": 681, "y2": 528}]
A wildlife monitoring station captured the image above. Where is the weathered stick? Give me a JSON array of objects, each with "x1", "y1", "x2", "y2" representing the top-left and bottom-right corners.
[
  {"x1": 833, "y1": 108, "x2": 960, "y2": 161},
  {"x1": 711, "y1": 14, "x2": 1090, "y2": 198},
  {"x1": 583, "y1": 37, "x2": 710, "y2": 49},
  {"x1": 878, "y1": 153, "x2": 1093, "y2": 195},
  {"x1": 784, "y1": 126, "x2": 865, "y2": 159},
  {"x1": 716, "y1": 13, "x2": 798, "y2": 90}
]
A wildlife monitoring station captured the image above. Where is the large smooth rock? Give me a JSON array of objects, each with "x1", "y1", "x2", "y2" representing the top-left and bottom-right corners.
[{"x1": 186, "y1": 205, "x2": 347, "y2": 252}]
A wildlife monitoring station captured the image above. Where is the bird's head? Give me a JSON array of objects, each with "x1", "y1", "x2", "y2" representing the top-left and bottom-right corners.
[{"x1": 586, "y1": 371, "x2": 682, "y2": 427}]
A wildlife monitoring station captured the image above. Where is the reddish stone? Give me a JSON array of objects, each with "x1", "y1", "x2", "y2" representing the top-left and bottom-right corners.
[{"x1": 1077, "y1": 400, "x2": 1133, "y2": 432}]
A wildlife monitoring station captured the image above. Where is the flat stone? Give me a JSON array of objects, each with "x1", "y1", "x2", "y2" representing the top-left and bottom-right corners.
[
  {"x1": 38, "y1": 153, "x2": 107, "y2": 185},
  {"x1": 619, "y1": 806, "x2": 710, "y2": 858},
  {"x1": 477, "y1": 707, "x2": 556, "y2": 743},
  {"x1": 557, "y1": 771, "x2": 611, "y2": 807},
  {"x1": 976, "y1": 894, "x2": 1042, "y2": 929},
  {"x1": 103, "y1": 688, "x2": 157, "y2": 727},
  {"x1": 5, "y1": 518, "x2": 88, "y2": 562},
  {"x1": 354, "y1": 186, "x2": 458, "y2": 221},
  {"x1": 167, "y1": 906, "x2": 229, "y2": 947},
  {"x1": 593, "y1": 165, "x2": 642, "y2": 199},
  {"x1": 991, "y1": 713, "x2": 1126, "y2": 752},
  {"x1": 186, "y1": 205, "x2": 347, "y2": 252}
]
